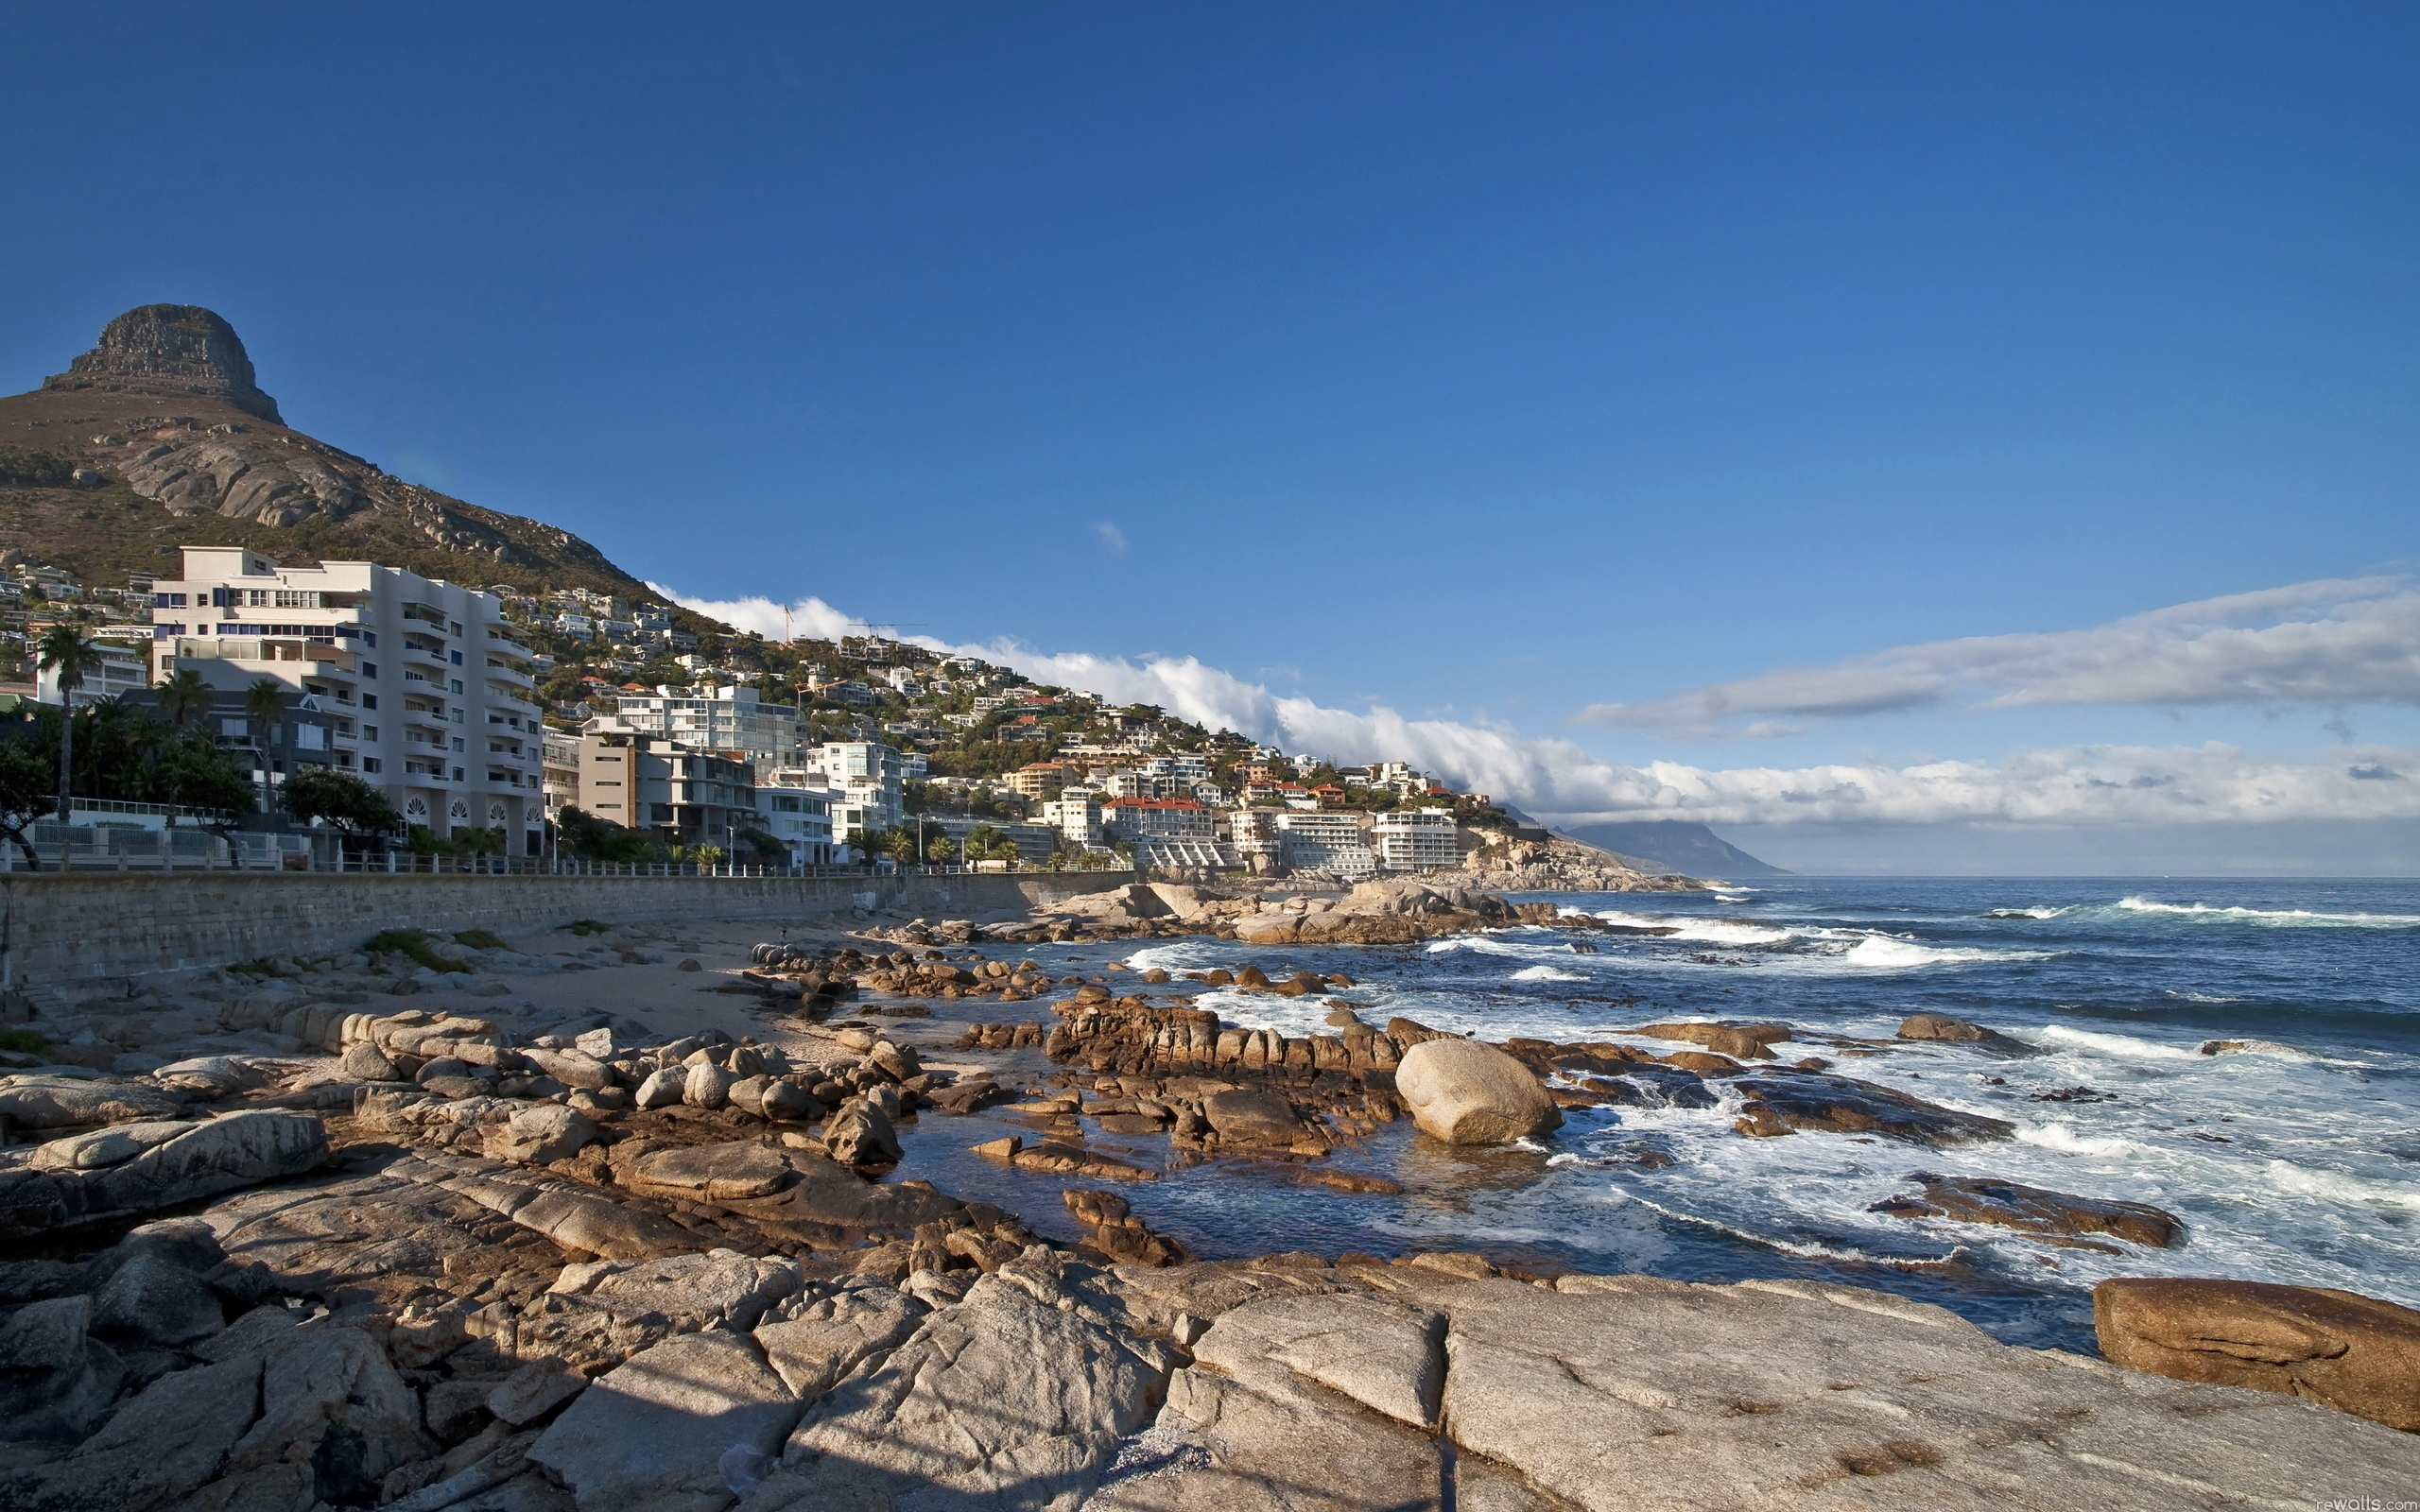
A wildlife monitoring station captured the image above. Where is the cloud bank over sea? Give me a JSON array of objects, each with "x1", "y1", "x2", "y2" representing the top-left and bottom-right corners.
[
  {"x1": 1574, "y1": 576, "x2": 2420, "y2": 739},
  {"x1": 653, "y1": 580, "x2": 2420, "y2": 850}
]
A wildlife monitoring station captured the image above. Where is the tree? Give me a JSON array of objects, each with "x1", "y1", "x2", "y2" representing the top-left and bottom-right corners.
[
  {"x1": 284, "y1": 766, "x2": 401, "y2": 833},
  {"x1": 155, "y1": 669, "x2": 213, "y2": 732},
  {"x1": 35, "y1": 627, "x2": 103, "y2": 867},
  {"x1": 242, "y1": 679, "x2": 287, "y2": 815},
  {"x1": 556, "y1": 806, "x2": 651, "y2": 864}
]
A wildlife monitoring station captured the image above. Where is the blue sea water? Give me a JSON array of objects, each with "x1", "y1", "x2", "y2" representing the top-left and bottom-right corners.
[{"x1": 900, "y1": 877, "x2": 2420, "y2": 1353}]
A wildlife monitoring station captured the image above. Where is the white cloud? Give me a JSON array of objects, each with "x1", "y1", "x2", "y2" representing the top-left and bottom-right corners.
[
  {"x1": 1091, "y1": 521, "x2": 1128, "y2": 556},
  {"x1": 645, "y1": 586, "x2": 863, "y2": 644},
  {"x1": 1575, "y1": 576, "x2": 2420, "y2": 737},
  {"x1": 652, "y1": 584, "x2": 2420, "y2": 830}
]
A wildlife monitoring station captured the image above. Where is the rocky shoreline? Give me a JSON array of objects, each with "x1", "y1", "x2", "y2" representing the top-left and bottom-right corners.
[{"x1": 1, "y1": 895, "x2": 2415, "y2": 1509}]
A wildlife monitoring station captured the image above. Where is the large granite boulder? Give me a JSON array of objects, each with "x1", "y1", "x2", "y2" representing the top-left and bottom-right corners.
[
  {"x1": 0, "y1": 1295, "x2": 126, "y2": 1442},
  {"x1": 2096, "y1": 1278, "x2": 2420, "y2": 1431},
  {"x1": 0, "y1": 1111, "x2": 329, "y2": 1238},
  {"x1": 1394, "y1": 1039, "x2": 1562, "y2": 1145},
  {"x1": 483, "y1": 1104, "x2": 598, "y2": 1165}
]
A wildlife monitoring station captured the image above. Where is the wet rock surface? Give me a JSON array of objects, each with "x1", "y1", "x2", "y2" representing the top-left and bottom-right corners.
[
  {"x1": 1872, "y1": 1173, "x2": 2184, "y2": 1249},
  {"x1": 1732, "y1": 1070, "x2": 2016, "y2": 1145}
]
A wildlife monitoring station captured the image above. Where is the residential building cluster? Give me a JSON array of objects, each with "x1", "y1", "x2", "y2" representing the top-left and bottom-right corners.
[{"x1": 26, "y1": 544, "x2": 1495, "y2": 876}]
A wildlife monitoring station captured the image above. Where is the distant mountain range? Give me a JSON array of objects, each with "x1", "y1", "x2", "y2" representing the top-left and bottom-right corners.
[
  {"x1": 1556, "y1": 820, "x2": 1791, "y2": 878},
  {"x1": 0, "y1": 304, "x2": 654, "y2": 600}
]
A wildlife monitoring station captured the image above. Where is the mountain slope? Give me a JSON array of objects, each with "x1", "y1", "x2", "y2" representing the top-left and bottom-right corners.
[
  {"x1": 1556, "y1": 820, "x2": 1792, "y2": 878},
  {"x1": 0, "y1": 304, "x2": 653, "y2": 598}
]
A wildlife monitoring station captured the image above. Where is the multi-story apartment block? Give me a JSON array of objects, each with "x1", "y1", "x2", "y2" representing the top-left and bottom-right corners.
[
  {"x1": 148, "y1": 546, "x2": 545, "y2": 848},
  {"x1": 576, "y1": 735, "x2": 756, "y2": 846},
  {"x1": 1373, "y1": 807, "x2": 1461, "y2": 871},
  {"x1": 1141, "y1": 754, "x2": 1211, "y2": 782},
  {"x1": 1103, "y1": 798, "x2": 1217, "y2": 842},
  {"x1": 1005, "y1": 762, "x2": 1068, "y2": 801},
  {"x1": 1040, "y1": 793, "x2": 1105, "y2": 847},
  {"x1": 585, "y1": 683, "x2": 801, "y2": 769},
  {"x1": 34, "y1": 623, "x2": 149, "y2": 707},
  {"x1": 799, "y1": 741, "x2": 904, "y2": 847},
  {"x1": 1274, "y1": 810, "x2": 1377, "y2": 876},
  {"x1": 753, "y1": 770, "x2": 839, "y2": 866}
]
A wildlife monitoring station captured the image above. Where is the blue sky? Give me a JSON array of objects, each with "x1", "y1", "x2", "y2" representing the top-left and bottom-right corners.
[{"x1": 4, "y1": 3, "x2": 2416, "y2": 871}]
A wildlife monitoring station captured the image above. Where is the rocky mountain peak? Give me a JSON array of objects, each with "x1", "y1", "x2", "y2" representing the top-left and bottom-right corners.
[{"x1": 42, "y1": 303, "x2": 283, "y2": 423}]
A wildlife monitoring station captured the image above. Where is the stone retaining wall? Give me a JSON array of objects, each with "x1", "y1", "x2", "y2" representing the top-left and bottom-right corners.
[{"x1": 1, "y1": 870, "x2": 1132, "y2": 994}]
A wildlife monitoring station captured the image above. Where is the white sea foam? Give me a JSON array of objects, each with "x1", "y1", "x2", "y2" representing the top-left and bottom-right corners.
[
  {"x1": 1588, "y1": 911, "x2": 1796, "y2": 946},
  {"x1": 1833, "y1": 936, "x2": 2049, "y2": 970},
  {"x1": 2027, "y1": 1025, "x2": 2205, "y2": 1061},
  {"x1": 2117, "y1": 896, "x2": 2420, "y2": 927},
  {"x1": 1510, "y1": 965, "x2": 1584, "y2": 982},
  {"x1": 2264, "y1": 1160, "x2": 2420, "y2": 1211},
  {"x1": 2162, "y1": 989, "x2": 2250, "y2": 1004},
  {"x1": 2015, "y1": 1123, "x2": 2144, "y2": 1158},
  {"x1": 1985, "y1": 905, "x2": 2071, "y2": 919}
]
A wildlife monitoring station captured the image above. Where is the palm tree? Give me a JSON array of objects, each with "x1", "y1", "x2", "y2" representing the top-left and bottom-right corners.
[
  {"x1": 157, "y1": 668, "x2": 212, "y2": 731},
  {"x1": 153, "y1": 668, "x2": 214, "y2": 825},
  {"x1": 35, "y1": 626, "x2": 102, "y2": 869},
  {"x1": 243, "y1": 679, "x2": 288, "y2": 816}
]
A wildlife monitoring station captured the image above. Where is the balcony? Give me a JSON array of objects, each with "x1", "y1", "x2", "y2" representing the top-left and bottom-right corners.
[{"x1": 170, "y1": 637, "x2": 359, "y2": 671}]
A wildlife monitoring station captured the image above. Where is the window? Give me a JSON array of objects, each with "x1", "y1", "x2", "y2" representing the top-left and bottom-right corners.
[
  {"x1": 362, "y1": 757, "x2": 382, "y2": 774},
  {"x1": 450, "y1": 679, "x2": 463, "y2": 695},
  {"x1": 452, "y1": 766, "x2": 466, "y2": 782},
  {"x1": 450, "y1": 650, "x2": 462, "y2": 665},
  {"x1": 295, "y1": 726, "x2": 327, "y2": 751},
  {"x1": 361, "y1": 662, "x2": 378, "y2": 679},
  {"x1": 363, "y1": 726, "x2": 378, "y2": 741},
  {"x1": 452, "y1": 737, "x2": 466, "y2": 752},
  {"x1": 360, "y1": 694, "x2": 377, "y2": 711}
]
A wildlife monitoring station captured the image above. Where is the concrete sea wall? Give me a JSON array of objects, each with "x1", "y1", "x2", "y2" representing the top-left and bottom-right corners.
[{"x1": 3, "y1": 869, "x2": 1133, "y2": 994}]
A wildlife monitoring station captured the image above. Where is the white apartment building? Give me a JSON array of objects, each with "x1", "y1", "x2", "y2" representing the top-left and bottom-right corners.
[
  {"x1": 1102, "y1": 798, "x2": 1217, "y2": 841},
  {"x1": 753, "y1": 774, "x2": 838, "y2": 866},
  {"x1": 1141, "y1": 754, "x2": 1211, "y2": 782},
  {"x1": 1374, "y1": 807, "x2": 1461, "y2": 871},
  {"x1": 36, "y1": 625, "x2": 149, "y2": 707},
  {"x1": 586, "y1": 683, "x2": 800, "y2": 769},
  {"x1": 1274, "y1": 810, "x2": 1377, "y2": 877},
  {"x1": 798, "y1": 741, "x2": 904, "y2": 847},
  {"x1": 1041, "y1": 793, "x2": 1105, "y2": 847},
  {"x1": 148, "y1": 546, "x2": 545, "y2": 848}
]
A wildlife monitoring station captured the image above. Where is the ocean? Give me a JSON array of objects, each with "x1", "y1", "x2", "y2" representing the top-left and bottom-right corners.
[{"x1": 898, "y1": 876, "x2": 2420, "y2": 1354}]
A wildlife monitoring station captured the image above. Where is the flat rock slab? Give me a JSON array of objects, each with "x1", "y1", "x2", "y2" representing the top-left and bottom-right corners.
[
  {"x1": 569, "y1": 1250, "x2": 805, "y2": 1332},
  {"x1": 1437, "y1": 1273, "x2": 2420, "y2": 1509},
  {"x1": 753, "y1": 1284, "x2": 927, "y2": 1399},
  {"x1": 533, "y1": 1329, "x2": 804, "y2": 1512},
  {"x1": 1735, "y1": 1071, "x2": 2014, "y2": 1145},
  {"x1": 626, "y1": 1142, "x2": 795, "y2": 1201},
  {"x1": 740, "y1": 1257, "x2": 1173, "y2": 1511},
  {"x1": 1871, "y1": 1173, "x2": 2182, "y2": 1249},
  {"x1": 1190, "y1": 1292, "x2": 1444, "y2": 1429},
  {"x1": 0, "y1": 1109, "x2": 330, "y2": 1237}
]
